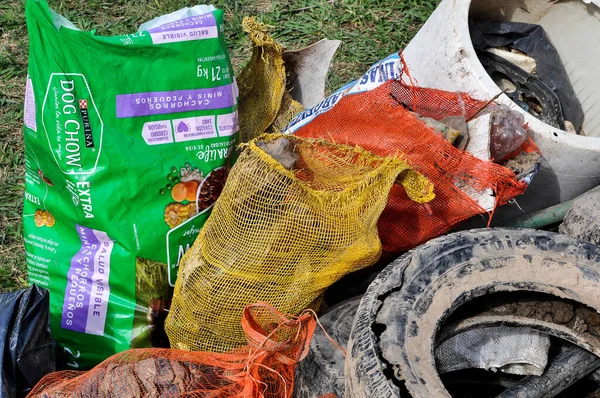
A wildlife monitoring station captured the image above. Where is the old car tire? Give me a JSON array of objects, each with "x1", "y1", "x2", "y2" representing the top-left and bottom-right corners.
[
  {"x1": 560, "y1": 190, "x2": 600, "y2": 245},
  {"x1": 345, "y1": 228, "x2": 600, "y2": 398},
  {"x1": 294, "y1": 296, "x2": 361, "y2": 398}
]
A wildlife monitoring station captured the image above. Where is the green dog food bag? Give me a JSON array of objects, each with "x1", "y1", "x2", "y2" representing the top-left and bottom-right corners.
[{"x1": 23, "y1": 0, "x2": 238, "y2": 369}]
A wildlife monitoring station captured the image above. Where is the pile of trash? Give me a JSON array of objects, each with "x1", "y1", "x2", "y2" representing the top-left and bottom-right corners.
[{"x1": 7, "y1": 0, "x2": 600, "y2": 397}]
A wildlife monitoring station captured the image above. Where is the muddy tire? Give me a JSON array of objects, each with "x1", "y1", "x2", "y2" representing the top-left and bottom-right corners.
[
  {"x1": 294, "y1": 296, "x2": 361, "y2": 398},
  {"x1": 560, "y1": 191, "x2": 600, "y2": 245},
  {"x1": 345, "y1": 228, "x2": 600, "y2": 398}
]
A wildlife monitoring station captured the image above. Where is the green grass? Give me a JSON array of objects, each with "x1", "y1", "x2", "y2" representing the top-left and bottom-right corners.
[{"x1": 0, "y1": 0, "x2": 438, "y2": 292}]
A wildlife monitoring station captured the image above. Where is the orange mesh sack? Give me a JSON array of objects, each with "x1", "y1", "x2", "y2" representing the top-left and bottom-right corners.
[
  {"x1": 27, "y1": 303, "x2": 316, "y2": 398},
  {"x1": 165, "y1": 133, "x2": 434, "y2": 353},
  {"x1": 292, "y1": 74, "x2": 534, "y2": 254}
]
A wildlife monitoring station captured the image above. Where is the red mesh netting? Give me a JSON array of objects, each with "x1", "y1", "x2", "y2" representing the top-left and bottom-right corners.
[
  {"x1": 27, "y1": 303, "x2": 316, "y2": 398},
  {"x1": 295, "y1": 67, "x2": 537, "y2": 253}
]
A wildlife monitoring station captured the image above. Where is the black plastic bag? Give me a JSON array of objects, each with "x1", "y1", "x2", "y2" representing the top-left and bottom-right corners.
[
  {"x1": 470, "y1": 21, "x2": 584, "y2": 132},
  {"x1": 0, "y1": 285, "x2": 55, "y2": 398},
  {"x1": 478, "y1": 52, "x2": 565, "y2": 130}
]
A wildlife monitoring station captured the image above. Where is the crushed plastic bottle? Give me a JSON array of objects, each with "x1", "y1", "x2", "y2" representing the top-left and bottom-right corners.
[{"x1": 490, "y1": 104, "x2": 528, "y2": 161}]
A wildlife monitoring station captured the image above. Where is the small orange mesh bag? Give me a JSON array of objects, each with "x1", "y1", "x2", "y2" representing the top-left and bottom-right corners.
[
  {"x1": 27, "y1": 303, "x2": 316, "y2": 398},
  {"x1": 295, "y1": 69, "x2": 536, "y2": 253}
]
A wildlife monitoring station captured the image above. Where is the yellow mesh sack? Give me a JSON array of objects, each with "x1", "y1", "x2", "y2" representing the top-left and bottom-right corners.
[
  {"x1": 267, "y1": 91, "x2": 304, "y2": 134},
  {"x1": 165, "y1": 134, "x2": 434, "y2": 353},
  {"x1": 237, "y1": 17, "x2": 303, "y2": 143},
  {"x1": 266, "y1": 91, "x2": 304, "y2": 134}
]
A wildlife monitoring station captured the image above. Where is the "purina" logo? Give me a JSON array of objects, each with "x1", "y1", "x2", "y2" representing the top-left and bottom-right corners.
[
  {"x1": 78, "y1": 99, "x2": 95, "y2": 148},
  {"x1": 42, "y1": 73, "x2": 103, "y2": 175}
]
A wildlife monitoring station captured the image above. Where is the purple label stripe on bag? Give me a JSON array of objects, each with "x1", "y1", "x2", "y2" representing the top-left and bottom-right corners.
[
  {"x1": 116, "y1": 84, "x2": 235, "y2": 118},
  {"x1": 147, "y1": 13, "x2": 218, "y2": 44},
  {"x1": 61, "y1": 225, "x2": 113, "y2": 336}
]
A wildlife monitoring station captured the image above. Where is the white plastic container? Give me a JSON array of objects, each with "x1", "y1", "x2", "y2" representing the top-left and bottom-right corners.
[{"x1": 402, "y1": 0, "x2": 600, "y2": 221}]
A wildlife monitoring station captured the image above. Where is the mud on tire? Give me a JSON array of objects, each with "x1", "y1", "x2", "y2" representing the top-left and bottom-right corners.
[
  {"x1": 294, "y1": 297, "x2": 361, "y2": 398},
  {"x1": 560, "y1": 190, "x2": 600, "y2": 245}
]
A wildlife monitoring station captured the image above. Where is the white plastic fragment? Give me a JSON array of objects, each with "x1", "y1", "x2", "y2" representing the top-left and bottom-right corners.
[
  {"x1": 486, "y1": 47, "x2": 537, "y2": 74},
  {"x1": 283, "y1": 39, "x2": 342, "y2": 109},
  {"x1": 436, "y1": 326, "x2": 550, "y2": 376}
]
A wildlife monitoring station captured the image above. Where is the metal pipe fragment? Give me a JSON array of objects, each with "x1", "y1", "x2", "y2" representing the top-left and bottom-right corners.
[{"x1": 504, "y1": 185, "x2": 600, "y2": 229}]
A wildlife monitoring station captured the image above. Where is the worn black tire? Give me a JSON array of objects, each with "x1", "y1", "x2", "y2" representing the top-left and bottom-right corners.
[
  {"x1": 560, "y1": 191, "x2": 600, "y2": 245},
  {"x1": 294, "y1": 296, "x2": 361, "y2": 398},
  {"x1": 345, "y1": 228, "x2": 600, "y2": 398}
]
